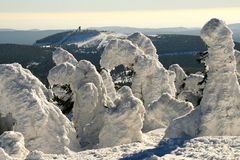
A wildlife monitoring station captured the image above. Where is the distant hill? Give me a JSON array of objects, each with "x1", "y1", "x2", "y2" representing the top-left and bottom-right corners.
[
  {"x1": 35, "y1": 30, "x2": 101, "y2": 46},
  {"x1": 0, "y1": 23, "x2": 239, "y2": 45},
  {"x1": 1, "y1": 34, "x2": 240, "y2": 84},
  {"x1": 90, "y1": 24, "x2": 240, "y2": 42},
  {"x1": 0, "y1": 30, "x2": 67, "y2": 45}
]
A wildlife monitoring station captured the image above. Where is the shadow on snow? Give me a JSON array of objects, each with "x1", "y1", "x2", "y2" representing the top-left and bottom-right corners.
[{"x1": 120, "y1": 137, "x2": 190, "y2": 160}]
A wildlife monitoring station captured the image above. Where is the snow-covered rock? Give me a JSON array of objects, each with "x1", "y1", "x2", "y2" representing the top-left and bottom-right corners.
[
  {"x1": 143, "y1": 93, "x2": 193, "y2": 132},
  {"x1": 99, "y1": 86, "x2": 145, "y2": 147},
  {"x1": 0, "y1": 131, "x2": 28, "y2": 160},
  {"x1": 168, "y1": 64, "x2": 187, "y2": 94},
  {"x1": 0, "y1": 63, "x2": 79, "y2": 154},
  {"x1": 165, "y1": 18, "x2": 240, "y2": 138}
]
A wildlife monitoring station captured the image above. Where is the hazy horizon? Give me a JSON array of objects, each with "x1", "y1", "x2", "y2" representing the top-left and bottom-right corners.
[{"x1": 0, "y1": 0, "x2": 240, "y2": 29}]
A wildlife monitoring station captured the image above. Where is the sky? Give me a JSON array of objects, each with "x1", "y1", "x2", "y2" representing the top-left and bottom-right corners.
[{"x1": 0, "y1": 0, "x2": 240, "y2": 29}]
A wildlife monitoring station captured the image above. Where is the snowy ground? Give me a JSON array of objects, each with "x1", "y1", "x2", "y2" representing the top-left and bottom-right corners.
[{"x1": 24, "y1": 128, "x2": 240, "y2": 160}]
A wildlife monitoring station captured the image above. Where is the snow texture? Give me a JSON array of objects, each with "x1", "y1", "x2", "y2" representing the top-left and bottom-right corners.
[
  {"x1": 168, "y1": 64, "x2": 187, "y2": 94},
  {"x1": 177, "y1": 73, "x2": 204, "y2": 107},
  {"x1": 75, "y1": 32, "x2": 127, "y2": 49},
  {"x1": 99, "y1": 86, "x2": 145, "y2": 147},
  {"x1": 101, "y1": 33, "x2": 176, "y2": 107},
  {"x1": 52, "y1": 47, "x2": 78, "y2": 65},
  {"x1": 0, "y1": 63, "x2": 79, "y2": 154},
  {"x1": 164, "y1": 136, "x2": 240, "y2": 159},
  {"x1": 48, "y1": 60, "x2": 112, "y2": 149},
  {"x1": 100, "y1": 69, "x2": 117, "y2": 101},
  {"x1": 165, "y1": 18, "x2": 240, "y2": 138},
  {"x1": 143, "y1": 93, "x2": 193, "y2": 132},
  {"x1": 234, "y1": 50, "x2": 240, "y2": 80},
  {"x1": 16, "y1": 128, "x2": 240, "y2": 160},
  {"x1": 0, "y1": 131, "x2": 28, "y2": 160},
  {"x1": 127, "y1": 32, "x2": 158, "y2": 60}
]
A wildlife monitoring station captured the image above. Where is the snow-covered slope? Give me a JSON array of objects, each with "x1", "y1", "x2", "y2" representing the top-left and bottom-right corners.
[
  {"x1": 75, "y1": 32, "x2": 127, "y2": 49},
  {"x1": 35, "y1": 30, "x2": 127, "y2": 49}
]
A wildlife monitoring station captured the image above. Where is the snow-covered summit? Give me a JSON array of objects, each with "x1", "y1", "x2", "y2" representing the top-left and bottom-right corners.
[{"x1": 35, "y1": 29, "x2": 127, "y2": 49}]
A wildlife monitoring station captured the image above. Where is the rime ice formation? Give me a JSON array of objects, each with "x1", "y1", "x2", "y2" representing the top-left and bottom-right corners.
[
  {"x1": 100, "y1": 39, "x2": 144, "y2": 70},
  {"x1": 143, "y1": 93, "x2": 193, "y2": 132},
  {"x1": 235, "y1": 50, "x2": 240, "y2": 80},
  {"x1": 0, "y1": 63, "x2": 79, "y2": 154},
  {"x1": 101, "y1": 33, "x2": 193, "y2": 133},
  {"x1": 127, "y1": 32, "x2": 158, "y2": 60},
  {"x1": 100, "y1": 69, "x2": 117, "y2": 101},
  {"x1": 165, "y1": 18, "x2": 240, "y2": 138},
  {"x1": 168, "y1": 64, "x2": 204, "y2": 106},
  {"x1": 132, "y1": 54, "x2": 176, "y2": 107},
  {"x1": 177, "y1": 74, "x2": 204, "y2": 106},
  {"x1": 48, "y1": 59, "x2": 113, "y2": 149},
  {"x1": 168, "y1": 64, "x2": 187, "y2": 94},
  {"x1": 0, "y1": 132, "x2": 29, "y2": 159},
  {"x1": 99, "y1": 86, "x2": 145, "y2": 147},
  {"x1": 101, "y1": 33, "x2": 176, "y2": 107},
  {"x1": 52, "y1": 47, "x2": 78, "y2": 65}
]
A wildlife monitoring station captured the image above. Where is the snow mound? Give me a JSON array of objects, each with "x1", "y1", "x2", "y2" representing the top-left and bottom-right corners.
[
  {"x1": 99, "y1": 86, "x2": 145, "y2": 147},
  {"x1": 143, "y1": 93, "x2": 193, "y2": 132},
  {"x1": 165, "y1": 18, "x2": 240, "y2": 138},
  {"x1": 0, "y1": 63, "x2": 79, "y2": 154},
  {"x1": 0, "y1": 131, "x2": 28, "y2": 159}
]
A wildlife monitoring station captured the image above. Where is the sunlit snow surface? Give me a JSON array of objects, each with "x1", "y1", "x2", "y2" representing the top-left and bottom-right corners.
[
  {"x1": 1, "y1": 18, "x2": 240, "y2": 160},
  {"x1": 23, "y1": 129, "x2": 240, "y2": 160}
]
